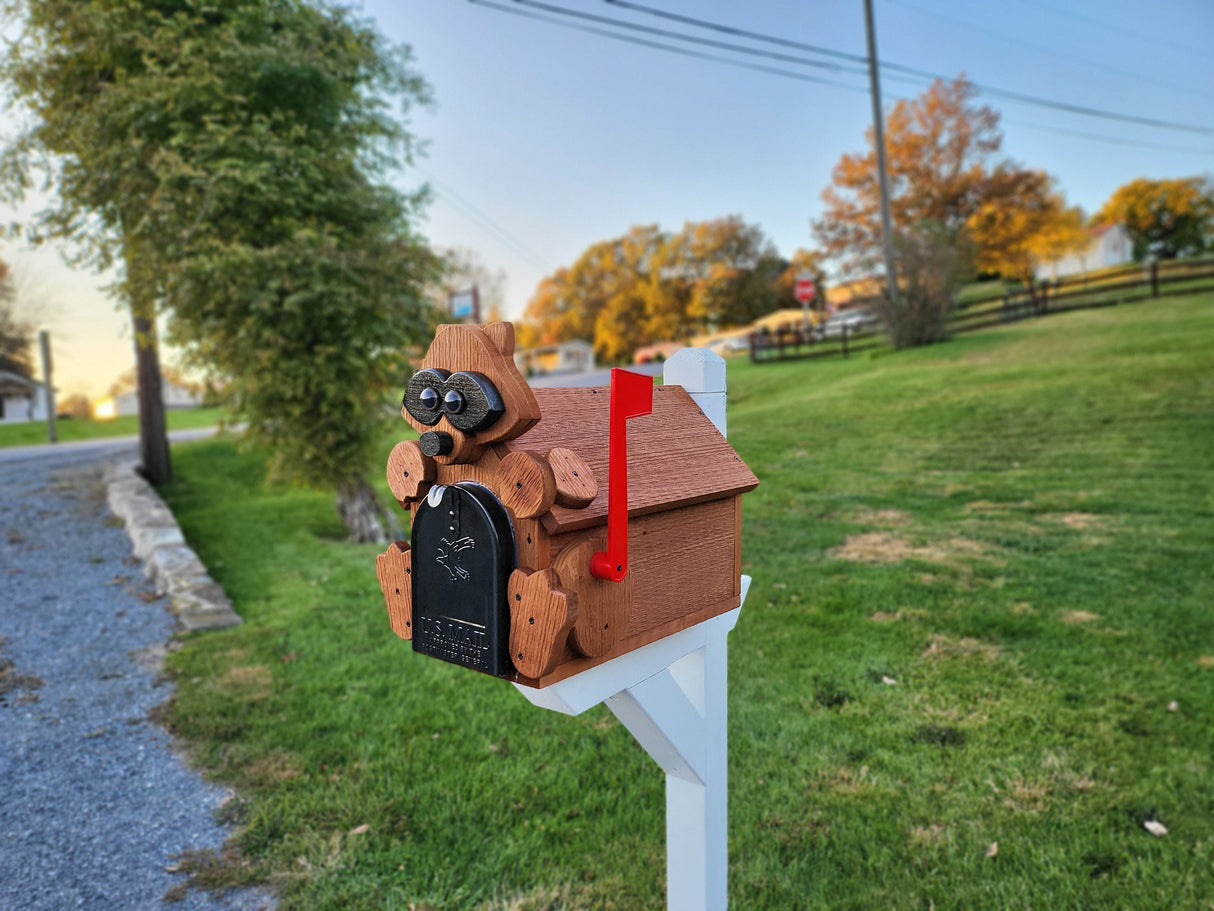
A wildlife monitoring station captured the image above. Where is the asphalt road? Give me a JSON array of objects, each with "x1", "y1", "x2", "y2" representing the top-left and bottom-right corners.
[
  {"x1": 0, "y1": 438, "x2": 273, "y2": 910},
  {"x1": 0, "y1": 427, "x2": 222, "y2": 466}
]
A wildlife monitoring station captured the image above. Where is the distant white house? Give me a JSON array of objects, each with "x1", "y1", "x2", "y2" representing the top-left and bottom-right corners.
[
  {"x1": 93, "y1": 376, "x2": 203, "y2": 419},
  {"x1": 114, "y1": 380, "x2": 201, "y2": 416},
  {"x1": 515, "y1": 340, "x2": 595, "y2": 377},
  {"x1": 1037, "y1": 223, "x2": 1133, "y2": 281},
  {"x1": 0, "y1": 369, "x2": 50, "y2": 424}
]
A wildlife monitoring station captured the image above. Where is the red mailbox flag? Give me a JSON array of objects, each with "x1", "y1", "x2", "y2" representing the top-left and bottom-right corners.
[{"x1": 590, "y1": 368, "x2": 654, "y2": 582}]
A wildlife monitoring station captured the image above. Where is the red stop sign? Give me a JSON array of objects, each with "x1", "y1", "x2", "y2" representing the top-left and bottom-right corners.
[{"x1": 795, "y1": 277, "x2": 816, "y2": 303}]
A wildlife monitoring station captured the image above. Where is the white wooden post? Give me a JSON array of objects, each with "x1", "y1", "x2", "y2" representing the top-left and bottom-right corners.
[
  {"x1": 665, "y1": 348, "x2": 727, "y2": 437},
  {"x1": 515, "y1": 587, "x2": 747, "y2": 910},
  {"x1": 515, "y1": 349, "x2": 741, "y2": 910}
]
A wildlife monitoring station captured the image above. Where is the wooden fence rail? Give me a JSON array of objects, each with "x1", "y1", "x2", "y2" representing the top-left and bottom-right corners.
[
  {"x1": 748, "y1": 322, "x2": 883, "y2": 363},
  {"x1": 750, "y1": 257, "x2": 1214, "y2": 364}
]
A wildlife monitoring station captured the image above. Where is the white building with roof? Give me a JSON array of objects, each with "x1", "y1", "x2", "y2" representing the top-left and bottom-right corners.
[
  {"x1": 1037, "y1": 223, "x2": 1133, "y2": 281},
  {"x1": 514, "y1": 340, "x2": 595, "y2": 377},
  {"x1": 0, "y1": 369, "x2": 50, "y2": 423}
]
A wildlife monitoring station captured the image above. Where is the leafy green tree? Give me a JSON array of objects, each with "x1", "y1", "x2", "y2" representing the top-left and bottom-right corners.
[
  {"x1": 712, "y1": 252, "x2": 785, "y2": 326},
  {"x1": 2, "y1": 0, "x2": 178, "y2": 479},
  {"x1": 1094, "y1": 176, "x2": 1214, "y2": 260},
  {"x1": 2, "y1": 0, "x2": 439, "y2": 539},
  {"x1": 0, "y1": 259, "x2": 33, "y2": 375},
  {"x1": 657, "y1": 216, "x2": 781, "y2": 331}
]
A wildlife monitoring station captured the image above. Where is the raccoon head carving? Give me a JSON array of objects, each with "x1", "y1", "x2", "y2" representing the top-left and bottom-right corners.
[{"x1": 401, "y1": 322, "x2": 541, "y2": 464}]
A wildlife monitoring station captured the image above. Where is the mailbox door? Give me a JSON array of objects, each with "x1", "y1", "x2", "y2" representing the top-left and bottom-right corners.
[{"x1": 411, "y1": 483, "x2": 517, "y2": 676}]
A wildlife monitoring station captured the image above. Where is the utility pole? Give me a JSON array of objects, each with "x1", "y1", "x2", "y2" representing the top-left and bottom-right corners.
[
  {"x1": 38, "y1": 329, "x2": 56, "y2": 443},
  {"x1": 132, "y1": 310, "x2": 171, "y2": 484},
  {"x1": 863, "y1": 0, "x2": 899, "y2": 306}
]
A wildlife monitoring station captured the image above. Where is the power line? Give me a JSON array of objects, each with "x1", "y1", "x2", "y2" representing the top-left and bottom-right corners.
[
  {"x1": 884, "y1": 0, "x2": 1211, "y2": 101},
  {"x1": 1002, "y1": 118, "x2": 1214, "y2": 157},
  {"x1": 966, "y1": 80, "x2": 1214, "y2": 135},
  {"x1": 417, "y1": 168, "x2": 552, "y2": 272},
  {"x1": 605, "y1": 0, "x2": 871, "y2": 67},
  {"x1": 470, "y1": 0, "x2": 1214, "y2": 150},
  {"x1": 601, "y1": 0, "x2": 1214, "y2": 135},
  {"x1": 467, "y1": 0, "x2": 871, "y2": 95},
  {"x1": 509, "y1": 0, "x2": 942, "y2": 95},
  {"x1": 482, "y1": 0, "x2": 927, "y2": 96},
  {"x1": 1014, "y1": 0, "x2": 1208, "y2": 58},
  {"x1": 513, "y1": 0, "x2": 859, "y2": 76}
]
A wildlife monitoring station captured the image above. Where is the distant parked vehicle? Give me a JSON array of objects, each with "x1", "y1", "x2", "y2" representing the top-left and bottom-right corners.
[
  {"x1": 708, "y1": 334, "x2": 750, "y2": 356},
  {"x1": 821, "y1": 308, "x2": 878, "y2": 338}
]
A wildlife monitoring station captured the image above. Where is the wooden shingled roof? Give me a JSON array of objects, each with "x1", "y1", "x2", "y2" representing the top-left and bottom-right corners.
[{"x1": 505, "y1": 384, "x2": 758, "y2": 535}]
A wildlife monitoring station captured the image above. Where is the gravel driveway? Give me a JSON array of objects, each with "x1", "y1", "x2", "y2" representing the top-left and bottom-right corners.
[{"x1": 0, "y1": 445, "x2": 272, "y2": 910}]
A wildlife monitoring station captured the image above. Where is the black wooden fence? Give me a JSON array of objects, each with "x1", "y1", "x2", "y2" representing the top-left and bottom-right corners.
[
  {"x1": 949, "y1": 257, "x2": 1214, "y2": 335},
  {"x1": 748, "y1": 320, "x2": 884, "y2": 363},
  {"x1": 750, "y1": 256, "x2": 1214, "y2": 364}
]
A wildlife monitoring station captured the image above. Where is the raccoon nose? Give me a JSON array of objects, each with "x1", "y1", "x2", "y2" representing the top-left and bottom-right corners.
[{"x1": 419, "y1": 431, "x2": 454, "y2": 458}]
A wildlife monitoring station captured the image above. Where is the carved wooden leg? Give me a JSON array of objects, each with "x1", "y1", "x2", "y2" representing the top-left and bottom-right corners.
[
  {"x1": 376, "y1": 541, "x2": 413, "y2": 640},
  {"x1": 507, "y1": 568, "x2": 577, "y2": 679},
  {"x1": 552, "y1": 536, "x2": 633, "y2": 658},
  {"x1": 386, "y1": 440, "x2": 436, "y2": 507}
]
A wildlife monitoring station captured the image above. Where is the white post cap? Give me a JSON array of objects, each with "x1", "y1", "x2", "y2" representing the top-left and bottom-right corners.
[{"x1": 664, "y1": 348, "x2": 726, "y2": 394}]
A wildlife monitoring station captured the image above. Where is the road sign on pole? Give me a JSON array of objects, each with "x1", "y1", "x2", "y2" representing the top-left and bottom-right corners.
[
  {"x1": 449, "y1": 286, "x2": 480, "y2": 322},
  {"x1": 794, "y1": 274, "x2": 816, "y2": 304},
  {"x1": 795, "y1": 273, "x2": 816, "y2": 335}
]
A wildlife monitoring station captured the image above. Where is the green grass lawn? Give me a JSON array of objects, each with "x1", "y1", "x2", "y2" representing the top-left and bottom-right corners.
[
  {"x1": 159, "y1": 293, "x2": 1214, "y2": 909},
  {"x1": 0, "y1": 406, "x2": 225, "y2": 447}
]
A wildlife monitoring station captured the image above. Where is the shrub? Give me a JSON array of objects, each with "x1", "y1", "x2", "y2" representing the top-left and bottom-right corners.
[{"x1": 874, "y1": 221, "x2": 972, "y2": 349}]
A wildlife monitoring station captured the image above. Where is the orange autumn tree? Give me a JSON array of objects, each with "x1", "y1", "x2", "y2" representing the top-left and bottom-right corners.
[
  {"x1": 816, "y1": 77, "x2": 1002, "y2": 272},
  {"x1": 814, "y1": 76, "x2": 1078, "y2": 345}
]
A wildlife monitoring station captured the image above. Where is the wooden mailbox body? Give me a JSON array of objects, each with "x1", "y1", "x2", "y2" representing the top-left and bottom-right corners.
[{"x1": 376, "y1": 322, "x2": 758, "y2": 687}]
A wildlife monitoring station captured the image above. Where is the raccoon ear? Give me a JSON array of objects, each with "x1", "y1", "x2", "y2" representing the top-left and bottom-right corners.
[{"x1": 482, "y1": 321, "x2": 515, "y2": 358}]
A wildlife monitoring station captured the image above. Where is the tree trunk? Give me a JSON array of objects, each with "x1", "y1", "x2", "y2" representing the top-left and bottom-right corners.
[
  {"x1": 132, "y1": 308, "x2": 171, "y2": 485},
  {"x1": 337, "y1": 479, "x2": 387, "y2": 544}
]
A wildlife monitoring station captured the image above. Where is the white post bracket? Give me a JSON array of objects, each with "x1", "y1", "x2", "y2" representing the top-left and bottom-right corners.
[{"x1": 515, "y1": 578, "x2": 749, "y2": 910}]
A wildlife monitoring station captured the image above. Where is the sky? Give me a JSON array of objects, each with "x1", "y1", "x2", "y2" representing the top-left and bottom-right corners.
[{"x1": 3, "y1": 0, "x2": 1212, "y2": 399}]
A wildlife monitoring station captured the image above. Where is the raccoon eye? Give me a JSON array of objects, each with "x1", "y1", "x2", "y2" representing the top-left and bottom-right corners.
[
  {"x1": 443, "y1": 372, "x2": 505, "y2": 432},
  {"x1": 403, "y1": 368, "x2": 450, "y2": 426}
]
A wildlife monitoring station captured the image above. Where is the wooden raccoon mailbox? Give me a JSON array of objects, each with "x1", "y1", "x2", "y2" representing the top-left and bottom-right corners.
[{"x1": 375, "y1": 321, "x2": 758, "y2": 687}]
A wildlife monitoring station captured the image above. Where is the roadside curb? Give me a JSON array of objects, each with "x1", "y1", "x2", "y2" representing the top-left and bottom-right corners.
[{"x1": 104, "y1": 457, "x2": 242, "y2": 631}]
